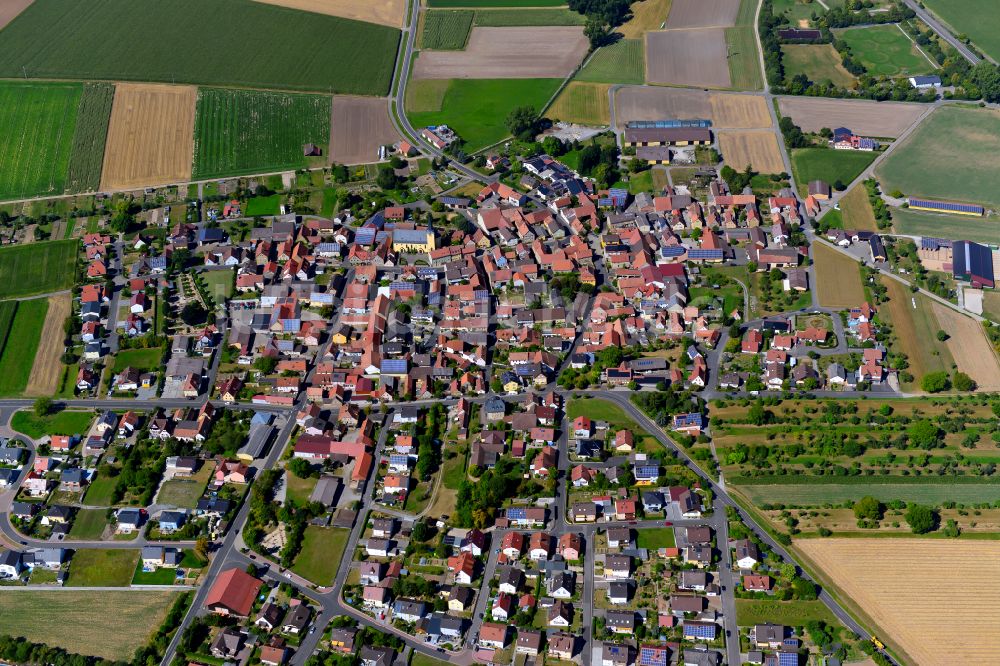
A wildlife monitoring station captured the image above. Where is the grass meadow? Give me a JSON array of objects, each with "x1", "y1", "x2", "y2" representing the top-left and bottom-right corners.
[
  {"x1": 838, "y1": 24, "x2": 936, "y2": 77},
  {"x1": 791, "y1": 147, "x2": 877, "y2": 192},
  {"x1": 726, "y1": 27, "x2": 764, "y2": 90},
  {"x1": 66, "y1": 549, "x2": 140, "y2": 587},
  {"x1": 68, "y1": 508, "x2": 110, "y2": 539},
  {"x1": 921, "y1": 0, "x2": 1000, "y2": 61},
  {"x1": 11, "y1": 409, "x2": 94, "y2": 438},
  {"x1": 548, "y1": 82, "x2": 611, "y2": 125},
  {"x1": 734, "y1": 481, "x2": 1000, "y2": 506},
  {"x1": 112, "y1": 347, "x2": 163, "y2": 372},
  {"x1": 291, "y1": 526, "x2": 349, "y2": 585},
  {"x1": 735, "y1": 599, "x2": 838, "y2": 626},
  {"x1": 192, "y1": 88, "x2": 331, "y2": 179},
  {"x1": 781, "y1": 44, "x2": 857, "y2": 88},
  {"x1": 576, "y1": 39, "x2": 645, "y2": 85},
  {"x1": 407, "y1": 78, "x2": 562, "y2": 151},
  {"x1": 0, "y1": 298, "x2": 48, "y2": 396},
  {"x1": 0, "y1": 0, "x2": 399, "y2": 94},
  {"x1": 0, "y1": 239, "x2": 78, "y2": 299},
  {"x1": 0, "y1": 82, "x2": 81, "y2": 200},
  {"x1": 812, "y1": 242, "x2": 865, "y2": 309},
  {"x1": 891, "y1": 207, "x2": 999, "y2": 245}
]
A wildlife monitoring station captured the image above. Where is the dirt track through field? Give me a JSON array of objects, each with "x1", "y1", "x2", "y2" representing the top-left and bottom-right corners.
[
  {"x1": 665, "y1": 0, "x2": 740, "y2": 27},
  {"x1": 646, "y1": 29, "x2": 731, "y2": 88},
  {"x1": 330, "y1": 96, "x2": 401, "y2": 165},
  {"x1": 798, "y1": 539, "x2": 1000, "y2": 666},
  {"x1": 100, "y1": 83, "x2": 195, "y2": 191},
  {"x1": 718, "y1": 130, "x2": 784, "y2": 173},
  {"x1": 0, "y1": 0, "x2": 33, "y2": 30},
  {"x1": 777, "y1": 96, "x2": 927, "y2": 137},
  {"x1": 413, "y1": 26, "x2": 588, "y2": 79},
  {"x1": 25, "y1": 293, "x2": 70, "y2": 397},
  {"x1": 931, "y1": 301, "x2": 1000, "y2": 390},
  {"x1": 252, "y1": 0, "x2": 405, "y2": 27}
]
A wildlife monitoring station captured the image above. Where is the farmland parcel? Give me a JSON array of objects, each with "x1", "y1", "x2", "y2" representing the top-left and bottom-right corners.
[
  {"x1": 921, "y1": 0, "x2": 1000, "y2": 62},
  {"x1": 876, "y1": 106, "x2": 1000, "y2": 208},
  {"x1": 0, "y1": 0, "x2": 400, "y2": 94},
  {"x1": 718, "y1": 131, "x2": 785, "y2": 174},
  {"x1": 777, "y1": 96, "x2": 927, "y2": 138},
  {"x1": 618, "y1": 0, "x2": 672, "y2": 39},
  {"x1": 798, "y1": 539, "x2": 1000, "y2": 666},
  {"x1": 812, "y1": 242, "x2": 864, "y2": 308},
  {"x1": 889, "y1": 207, "x2": 1000, "y2": 245},
  {"x1": 193, "y1": 88, "x2": 331, "y2": 179},
  {"x1": 101, "y1": 83, "x2": 196, "y2": 190},
  {"x1": 25, "y1": 293, "x2": 72, "y2": 397},
  {"x1": 646, "y1": 29, "x2": 732, "y2": 88},
  {"x1": 0, "y1": 590, "x2": 182, "y2": 661},
  {"x1": 665, "y1": 0, "x2": 740, "y2": 27},
  {"x1": 65, "y1": 83, "x2": 115, "y2": 194},
  {"x1": 549, "y1": 82, "x2": 612, "y2": 126},
  {"x1": 0, "y1": 297, "x2": 47, "y2": 396},
  {"x1": 880, "y1": 276, "x2": 954, "y2": 388},
  {"x1": 930, "y1": 301, "x2": 1000, "y2": 390},
  {"x1": 251, "y1": 0, "x2": 406, "y2": 27},
  {"x1": 576, "y1": 39, "x2": 645, "y2": 86},
  {"x1": 0, "y1": 239, "x2": 77, "y2": 300},
  {"x1": 329, "y1": 96, "x2": 401, "y2": 166}
]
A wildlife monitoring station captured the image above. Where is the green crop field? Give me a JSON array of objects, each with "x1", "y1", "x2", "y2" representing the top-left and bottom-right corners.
[
  {"x1": 576, "y1": 39, "x2": 645, "y2": 85},
  {"x1": 65, "y1": 83, "x2": 115, "y2": 194},
  {"x1": 408, "y1": 78, "x2": 562, "y2": 151},
  {"x1": 781, "y1": 44, "x2": 857, "y2": 88},
  {"x1": 726, "y1": 27, "x2": 764, "y2": 90},
  {"x1": 891, "y1": 207, "x2": 999, "y2": 245},
  {"x1": 838, "y1": 24, "x2": 935, "y2": 77},
  {"x1": 734, "y1": 481, "x2": 1000, "y2": 506},
  {"x1": 0, "y1": 301, "x2": 16, "y2": 360},
  {"x1": 735, "y1": 599, "x2": 838, "y2": 626},
  {"x1": 473, "y1": 8, "x2": 587, "y2": 25},
  {"x1": 192, "y1": 88, "x2": 331, "y2": 179},
  {"x1": 922, "y1": 0, "x2": 1000, "y2": 61},
  {"x1": 428, "y1": 0, "x2": 567, "y2": 6},
  {"x1": 790, "y1": 147, "x2": 877, "y2": 192},
  {"x1": 876, "y1": 105, "x2": 1000, "y2": 208},
  {"x1": 0, "y1": 239, "x2": 78, "y2": 299},
  {"x1": 0, "y1": 298, "x2": 47, "y2": 396},
  {"x1": 0, "y1": 0, "x2": 399, "y2": 94},
  {"x1": 0, "y1": 82, "x2": 81, "y2": 200},
  {"x1": 421, "y1": 10, "x2": 474, "y2": 49},
  {"x1": 0, "y1": 590, "x2": 181, "y2": 661}
]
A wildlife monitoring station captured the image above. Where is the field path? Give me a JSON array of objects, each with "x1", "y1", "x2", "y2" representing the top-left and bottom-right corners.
[
  {"x1": 931, "y1": 301, "x2": 1000, "y2": 390},
  {"x1": 25, "y1": 293, "x2": 70, "y2": 397}
]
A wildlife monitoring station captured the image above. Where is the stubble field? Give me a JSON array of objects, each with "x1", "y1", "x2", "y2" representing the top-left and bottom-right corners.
[
  {"x1": 777, "y1": 96, "x2": 927, "y2": 137},
  {"x1": 797, "y1": 539, "x2": 1000, "y2": 666},
  {"x1": 25, "y1": 293, "x2": 71, "y2": 397},
  {"x1": 709, "y1": 94, "x2": 770, "y2": 127},
  {"x1": 101, "y1": 83, "x2": 196, "y2": 190},
  {"x1": 618, "y1": 0, "x2": 672, "y2": 38},
  {"x1": 930, "y1": 301, "x2": 1000, "y2": 390},
  {"x1": 812, "y1": 242, "x2": 865, "y2": 308},
  {"x1": 880, "y1": 276, "x2": 955, "y2": 387},
  {"x1": 718, "y1": 130, "x2": 785, "y2": 173},
  {"x1": 548, "y1": 82, "x2": 612, "y2": 126},
  {"x1": 329, "y1": 96, "x2": 400, "y2": 165},
  {"x1": 646, "y1": 29, "x2": 732, "y2": 88},
  {"x1": 838, "y1": 183, "x2": 878, "y2": 231},
  {"x1": 251, "y1": 0, "x2": 406, "y2": 26},
  {"x1": 413, "y1": 26, "x2": 588, "y2": 79}
]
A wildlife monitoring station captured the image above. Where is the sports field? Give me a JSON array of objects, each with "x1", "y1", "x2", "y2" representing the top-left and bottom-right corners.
[
  {"x1": 0, "y1": 82, "x2": 81, "y2": 200},
  {"x1": 65, "y1": 83, "x2": 115, "y2": 194},
  {"x1": 922, "y1": 0, "x2": 1000, "y2": 62},
  {"x1": 193, "y1": 88, "x2": 331, "y2": 179},
  {"x1": 548, "y1": 82, "x2": 611, "y2": 125},
  {"x1": 781, "y1": 44, "x2": 857, "y2": 87},
  {"x1": 0, "y1": 0, "x2": 400, "y2": 94},
  {"x1": 890, "y1": 207, "x2": 1000, "y2": 245},
  {"x1": 880, "y1": 276, "x2": 954, "y2": 388},
  {"x1": 0, "y1": 297, "x2": 47, "y2": 397},
  {"x1": 877, "y1": 106, "x2": 1000, "y2": 208},
  {"x1": 0, "y1": 238, "x2": 76, "y2": 300},
  {"x1": 790, "y1": 147, "x2": 877, "y2": 193},
  {"x1": 0, "y1": 590, "x2": 181, "y2": 661},
  {"x1": 734, "y1": 481, "x2": 1000, "y2": 505},
  {"x1": 838, "y1": 183, "x2": 878, "y2": 231},
  {"x1": 812, "y1": 242, "x2": 864, "y2": 308},
  {"x1": 837, "y1": 24, "x2": 936, "y2": 77},
  {"x1": 798, "y1": 539, "x2": 1000, "y2": 665},
  {"x1": 407, "y1": 78, "x2": 562, "y2": 150},
  {"x1": 576, "y1": 39, "x2": 645, "y2": 85}
]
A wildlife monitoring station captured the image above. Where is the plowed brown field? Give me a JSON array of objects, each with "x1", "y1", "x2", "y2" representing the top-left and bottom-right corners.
[
  {"x1": 0, "y1": 0, "x2": 33, "y2": 30},
  {"x1": 665, "y1": 0, "x2": 740, "y2": 27},
  {"x1": 646, "y1": 29, "x2": 731, "y2": 88},
  {"x1": 330, "y1": 96, "x2": 401, "y2": 165},
  {"x1": 100, "y1": 84, "x2": 195, "y2": 190},
  {"x1": 252, "y1": 0, "x2": 405, "y2": 27}
]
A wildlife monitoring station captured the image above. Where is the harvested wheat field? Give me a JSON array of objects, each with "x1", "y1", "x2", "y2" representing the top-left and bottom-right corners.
[
  {"x1": 646, "y1": 29, "x2": 731, "y2": 88},
  {"x1": 0, "y1": 0, "x2": 33, "y2": 30},
  {"x1": 549, "y1": 82, "x2": 611, "y2": 126},
  {"x1": 718, "y1": 130, "x2": 784, "y2": 173},
  {"x1": 665, "y1": 0, "x2": 740, "y2": 28},
  {"x1": 330, "y1": 96, "x2": 400, "y2": 165},
  {"x1": 25, "y1": 293, "x2": 71, "y2": 397},
  {"x1": 413, "y1": 27, "x2": 588, "y2": 80},
  {"x1": 709, "y1": 93, "x2": 771, "y2": 128},
  {"x1": 931, "y1": 302, "x2": 1000, "y2": 390},
  {"x1": 614, "y1": 86, "x2": 709, "y2": 127},
  {"x1": 100, "y1": 83, "x2": 195, "y2": 190},
  {"x1": 777, "y1": 96, "x2": 928, "y2": 138},
  {"x1": 798, "y1": 538, "x2": 1000, "y2": 666},
  {"x1": 252, "y1": 0, "x2": 404, "y2": 26},
  {"x1": 838, "y1": 184, "x2": 878, "y2": 231},
  {"x1": 813, "y1": 242, "x2": 865, "y2": 308},
  {"x1": 619, "y1": 0, "x2": 672, "y2": 38}
]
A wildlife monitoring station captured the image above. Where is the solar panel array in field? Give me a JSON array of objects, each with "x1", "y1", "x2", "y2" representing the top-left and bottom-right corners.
[{"x1": 908, "y1": 198, "x2": 984, "y2": 215}]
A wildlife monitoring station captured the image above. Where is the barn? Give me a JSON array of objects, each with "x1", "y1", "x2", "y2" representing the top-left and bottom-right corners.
[{"x1": 952, "y1": 240, "x2": 995, "y2": 288}]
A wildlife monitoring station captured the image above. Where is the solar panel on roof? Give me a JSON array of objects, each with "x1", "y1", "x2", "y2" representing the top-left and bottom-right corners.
[{"x1": 627, "y1": 119, "x2": 712, "y2": 129}]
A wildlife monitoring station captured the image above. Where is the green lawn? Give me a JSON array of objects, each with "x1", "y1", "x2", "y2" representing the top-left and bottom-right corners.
[
  {"x1": 576, "y1": 39, "x2": 645, "y2": 85},
  {"x1": 68, "y1": 509, "x2": 110, "y2": 539},
  {"x1": 407, "y1": 78, "x2": 562, "y2": 151},
  {"x1": 735, "y1": 599, "x2": 838, "y2": 626},
  {"x1": 0, "y1": 298, "x2": 48, "y2": 396},
  {"x1": 782, "y1": 44, "x2": 857, "y2": 88},
  {"x1": 410, "y1": 654, "x2": 450, "y2": 666},
  {"x1": 442, "y1": 452, "x2": 467, "y2": 490},
  {"x1": 628, "y1": 169, "x2": 654, "y2": 194},
  {"x1": 157, "y1": 465, "x2": 213, "y2": 509},
  {"x1": 790, "y1": 147, "x2": 877, "y2": 193},
  {"x1": 192, "y1": 88, "x2": 331, "y2": 179},
  {"x1": 82, "y1": 475, "x2": 118, "y2": 507},
  {"x1": 877, "y1": 106, "x2": 1000, "y2": 208},
  {"x1": 0, "y1": 0, "x2": 399, "y2": 94},
  {"x1": 284, "y1": 472, "x2": 318, "y2": 505},
  {"x1": 201, "y1": 269, "x2": 235, "y2": 301},
  {"x1": 733, "y1": 481, "x2": 1000, "y2": 506},
  {"x1": 922, "y1": 0, "x2": 1000, "y2": 61},
  {"x1": 244, "y1": 194, "x2": 283, "y2": 216},
  {"x1": 636, "y1": 528, "x2": 676, "y2": 549},
  {"x1": 11, "y1": 409, "x2": 94, "y2": 438},
  {"x1": 837, "y1": 24, "x2": 936, "y2": 77},
  {"x1": 131, "y1": 561, "x2": 179, "y2": 585},
  {"x1": 112, "y1": 347, "x2": 162, "y2": 372},
  {"x1": 66, "y1": 549, "x2": 140, "y2": 587},
  {"x1": 891, "y1": 207, "x2": 999, "y2": 245},
  {"x1": 566, "y1": 398, "x2": 660, "y2": 452},
  {"x1": 0, "y1": 239, "x2": 78, "y2": 299},
  {"x1": 291, "y1": 527, "x2": 349, "y2": 585}
]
